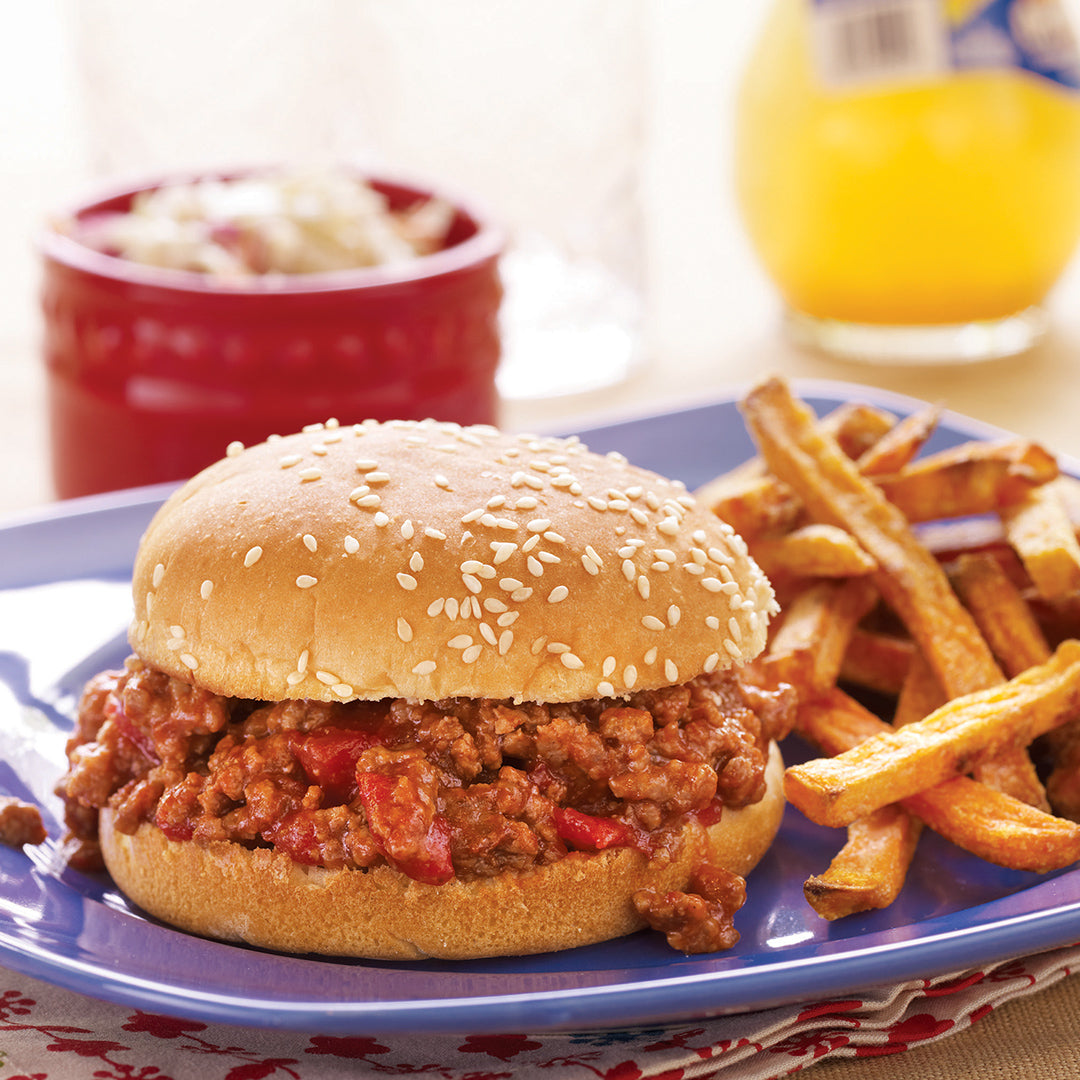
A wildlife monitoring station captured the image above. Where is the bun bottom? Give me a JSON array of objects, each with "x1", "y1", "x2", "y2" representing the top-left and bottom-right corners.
[{"x1": 100, "y1": 742, "x2": 785, "y2": 960}]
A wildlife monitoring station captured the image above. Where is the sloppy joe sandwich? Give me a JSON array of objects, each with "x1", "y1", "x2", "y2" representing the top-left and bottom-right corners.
[{"x1": 58, "y1": 418, "x2": 790, "y2": 958}]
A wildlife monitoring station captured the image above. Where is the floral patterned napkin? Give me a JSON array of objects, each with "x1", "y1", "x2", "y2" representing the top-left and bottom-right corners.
[{"x1": 2, "y1": 944, "x2": 1078, "y2": 1080}]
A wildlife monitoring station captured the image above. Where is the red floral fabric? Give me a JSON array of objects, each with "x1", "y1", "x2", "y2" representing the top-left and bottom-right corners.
[{"x1": 1, "y1": 945, "x2": 1077, "y2": 1079}]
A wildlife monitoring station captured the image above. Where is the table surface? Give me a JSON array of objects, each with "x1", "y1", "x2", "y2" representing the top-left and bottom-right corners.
[{"x1": 3, "y1": 300, "x2": 1080, "y2": 1078}]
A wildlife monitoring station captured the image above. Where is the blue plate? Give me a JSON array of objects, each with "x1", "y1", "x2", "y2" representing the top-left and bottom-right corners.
[{"x1": 2, "y1": 378, "x2": 1080, "y2": 1035}]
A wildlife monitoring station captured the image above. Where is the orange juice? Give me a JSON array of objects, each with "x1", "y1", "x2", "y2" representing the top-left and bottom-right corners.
[{"x1": 735, "y1": 0, "x2": 1080, "y2": 359}]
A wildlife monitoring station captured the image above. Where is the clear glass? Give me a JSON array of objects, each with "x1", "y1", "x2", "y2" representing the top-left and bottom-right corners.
[
  {"x1": 342, "y1": 0, "x2": 649, "y2": 401},
  {"x1": 735, "y1": 0, "x2": 1080, "y2": 366}
]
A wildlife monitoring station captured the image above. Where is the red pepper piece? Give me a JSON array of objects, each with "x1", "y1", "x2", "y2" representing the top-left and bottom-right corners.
[
  {"x1": 295, "y1": 726, "x2": 383, "y2": 805},
  {"x1": 355, "y1": 771, "x2": 455, "y2": 885},
  {"x1": 553, "y1": 806, "x2": 633, "y2": 851}
]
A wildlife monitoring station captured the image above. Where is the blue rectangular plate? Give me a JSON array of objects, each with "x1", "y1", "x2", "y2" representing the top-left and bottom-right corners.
[{"x1": 2, "y1": 378, "x2": 1079, "y2": 1034}]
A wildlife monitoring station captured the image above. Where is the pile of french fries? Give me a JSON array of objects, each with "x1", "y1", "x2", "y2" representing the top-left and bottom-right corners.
[{"x1": 698, "y1": 377, "x2": 1080, "y2": 921}]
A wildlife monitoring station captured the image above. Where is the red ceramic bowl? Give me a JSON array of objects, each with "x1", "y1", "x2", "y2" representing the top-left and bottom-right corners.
[{"x1": 40, "y1": 171, "x2": 504, "y2": 499}]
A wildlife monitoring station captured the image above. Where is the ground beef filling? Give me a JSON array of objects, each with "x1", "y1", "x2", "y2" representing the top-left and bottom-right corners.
[{"x1": 58, "y1": 657, "x2": 792, "y2": 952}]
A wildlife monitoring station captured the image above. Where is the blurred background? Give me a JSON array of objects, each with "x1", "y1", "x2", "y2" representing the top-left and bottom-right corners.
[{"x1": 6, "y1": 0, "x2": 1080, "y2": 512}]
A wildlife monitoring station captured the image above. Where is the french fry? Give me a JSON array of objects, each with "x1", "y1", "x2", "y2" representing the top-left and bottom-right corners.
[
  {"x1": 803, "y1": 805, "x2": 922, "y2": 920},
  {"x1": 856, "y1": 403, "x2": 941, "y2": 476},
  {"x1": 741, "y1": 377, "x2": 1046, "y2": 808},
  {"x1": 839, "y1": 628, "x2": 914, "y2": 697},
  {"x1": 696, "y1": 472, "x2": 803, "y2": 539},
  {"x1": 893, "y1": 649, "x2": 946, "y2": 729},
  {"x1": 765, "y1": 577, "x2": 878, "y2": 693},
  {"x1": 804, "y1": 650, "x2": 936, "y2": 920},
  {"x1": 950, "y1": 551, "x2": 1052, "y2": 677},
  {"x1": 1000, "y1": 477, "x2": 1080, "y2": 600},
  {"x1": 794, "y1": 686, "x2": 1080, "y2": 871},
  {"x1": 903, "y1": 777, "x2": 1080, "y2": 873},
  {"x1": 786, "y1": 640, "x2": 1080, "y2": 829},
  {"x1": 696, "y1": 403, "x2": 899, "y2": 539},
  {"x1": 874, "y1": 438, "x2": 1059, "y2": 523},
  {"x1": 751, "y1": 524, "x2": 876, "y2": 580}
]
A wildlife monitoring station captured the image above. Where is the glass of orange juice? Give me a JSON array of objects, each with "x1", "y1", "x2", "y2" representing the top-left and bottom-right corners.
[{"x1": 735, "y1": 0, "x2": 1080, "y2": 363}]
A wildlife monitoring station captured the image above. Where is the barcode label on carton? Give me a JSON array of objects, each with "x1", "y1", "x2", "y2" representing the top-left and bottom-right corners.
[{"x1": 810, "y1": 0, "x2": 950, "y2": 87}]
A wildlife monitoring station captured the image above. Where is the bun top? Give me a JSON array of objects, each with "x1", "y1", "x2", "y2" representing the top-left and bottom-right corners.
[{"x1": 131, "y1": 419, "x2": 777, "y2": 703}]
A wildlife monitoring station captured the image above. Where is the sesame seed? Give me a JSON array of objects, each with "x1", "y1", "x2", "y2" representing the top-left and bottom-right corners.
[
  {"x1": 296, "y1": 575, "x2": 318, "y2": 589},
  {"x1": 588, "y1": 497, "x2": 608, "y2": 512},
  {"x1": 462, "y1": 509, "x2": 484, "y2": 524},
  {"x1": 624, "y1": 665, "x2": 638, "y2": 688},
  {"x1": 528, "y1": 556, "x2": 544, "y2": 577},
  {"x1": 180, "y1": 653, "x2": 198, "y2": 670},
  {"x1": 651, "y1": 561, "x2": 670, "y2": 573},
  {"x1": 725, "y1": 640, "x2": 742, "y2": 659},
  {"x1": 531, "y1": 637, "x2": 548, "y2": 656},
  {"x1": 644, "y1": 647, "x2": 658, "y2": 665},
  {"x1": 462, "y1": 644, "x2": 483, "y2": 664},
  {"x1": 601, "y1": 656, "x2": 616, "y2": 677},
  {"x1": 691, "y1": 547, "x2": 708, "y2": 565},
  {"x1": 286, "y1": 671, "x2": 305, "y2": 686},
  {"x1": 166, "y1": 639, "x2": 185, "y2": 652},
  {"x1": 537, "y1": 551, "x2": 560, "y2": 564},
  {"x1": 299, "y1": 468, "x2": 322, "y2": 482},
  {"x1": 701, "y1": 578, "x2": 724, "y2": 593},
  {"x1": 355, "y1": 459, "x2": 379, "y2": 471},
  {"x1": 704, "y1": 653, "x2": 720, "y2": 673},
  {"x1": 349, "y1": 485, "x2": 370, "y2": 502},
  {"x1": 499, "y1": 577, "x2": 524, "y2": 592},
  {"x1": 401, "y1": 520, "x2": 415, "y2": 540},
  {"x1": 448, "y1": 634, "x2": 474, "y2": 649},
  {"x1": 316, "y1": 671, "x2": 338, "y2": 685},
  {"x1": 498, "y1": 630, "x2": 513, "y2": 655},
  {"x1": 445, "y1": 598, "x2": 460, "y2": 620},
  {"x1": 476, "y1": 622, "x2": 496, "y2": 646},
  {"x1": 462, "y1": 573, "x2": 483, "y2": 594},
  {"x1": 642, "y1": 615, "x2": 665, "y2": 631},
  {"x1": 728, "y1": 616, "x2": 743, "y2": 642},
  {"x1": 244, "y1": 547, "x2": 263, "y2": 568},
  {"x1": 311, "y1": 444, "x2": 328, "y2": 457},
  {"x1": 356, "y1": 494, "x2": 382, "y2": 508},
  {"x1": 665, "y1": 660, "x2": 679, "y2": 682},
  {"x1": 410, "y1": 552, "x2": 424, "y2": 573},
  {"x1": 169, "y1": 625, "x2": 184, "y2": 638},
  {"x1": 547, "y1": 642, "x2": 570, "y2": 654},
  {"x1": 515, "y1": 496, "x2": 539, "y2": 510},
  {"x1": 332, "y1": 684, "x2": 353, "y2": 697},
  {"x1": 435, "y1": 475, "x2": 453, "y2": 490},
  {"x1": 497, "y1": 611, "x2": 519, "y2": 627},
  {"x1": 425, "y1": 527, "x2": 447, "y2": 540},
  {"x1": 152, "y1": 563, "x2": 165, "y2": 588},
  {"x1": 200, "y1": 580, "x2": 213, "y2": 600},
  {"x1": 413, "y1": 660, "x2": 437, "y2": 675},
  {"x1": 374, "y1": 512, "x2": 389, "y2": 528},
  {"x1": 427, "y1": 598, "x2": 446, "y2": 616},
  {"x1": 668, "y1": 604, "x2": 681, "y2": 626},
  {"x1": 521, "y1": 534, "x2": 540, "y2": 553},
  {"x1": 226, "y1": 440, "x2": 244, "y2": 457},
  {"x1": 657, "y1": 518, "x2": 680, "y2": 537},
  {"x1": 303, "y1": 422, "x2": 325, "y2": 433},
  {"x1": 511, "y1": 587, "x2": 533, "y2": 602},
  {"x1": 637, "y1": 576, "x2": 651, "y2": 600},
  {"x1": 491, "y1": 541, "x2": 518, "y2": 565},
  {"x1": 303, "y1": 534, "x2": 318, "y2": 552},
  {"x1": 582, "y1": 554, "x2": 600, "y2": 576},
  {"x1": 483, "y1": 597, "x2": 508, "y2": 614},
  {"x1": 366, "y1": 472, "x2": 391, "y2": 485},
  {"x1": 344, "y1": 535, "x2": 360, "y2": 554},
  {"x1": 487, "y1": 496, "x2": 507, "y2": 509},
  {"x1": 145, "y1": 592, "x2": 154, "y2": 615},
  {"x1": 397, "y1": 573, "x2": 418, "y2": 591},
  {"x1": 397, "y1": 618, "x2": 413, "y2": 642},
  {"x1": 548, "y1": 585, "x2": 569, "y2": 603},
  {"x1": 560, "y1": 653, "x2": 584, "y2": 670},
  {"x1": 279, "y1": 454, "x2": 303, "y2": 469},
  {"x1": 630, "y1": 508, "x2": 649, "y2": 526},
  {"x1": 544, "y1": 531, "x2": 566, "y2": 545},
  {"x1": 706, "y1": 616, "x2": 720, "y2": 630},
  {"x1": 527, "y1": 518, "x2": 552, "y2": 533},
  {"x1": 683, "y1": 564, "x2": 705, "y2": 576}
]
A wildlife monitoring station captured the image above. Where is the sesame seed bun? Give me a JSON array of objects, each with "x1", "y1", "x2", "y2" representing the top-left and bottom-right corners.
[
  {"x1": 99, "y1": 741, "x2": 784, "y2": 959},
  {"x1": 130, "y1": 419, "x2": 778, "y2": 703}
]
